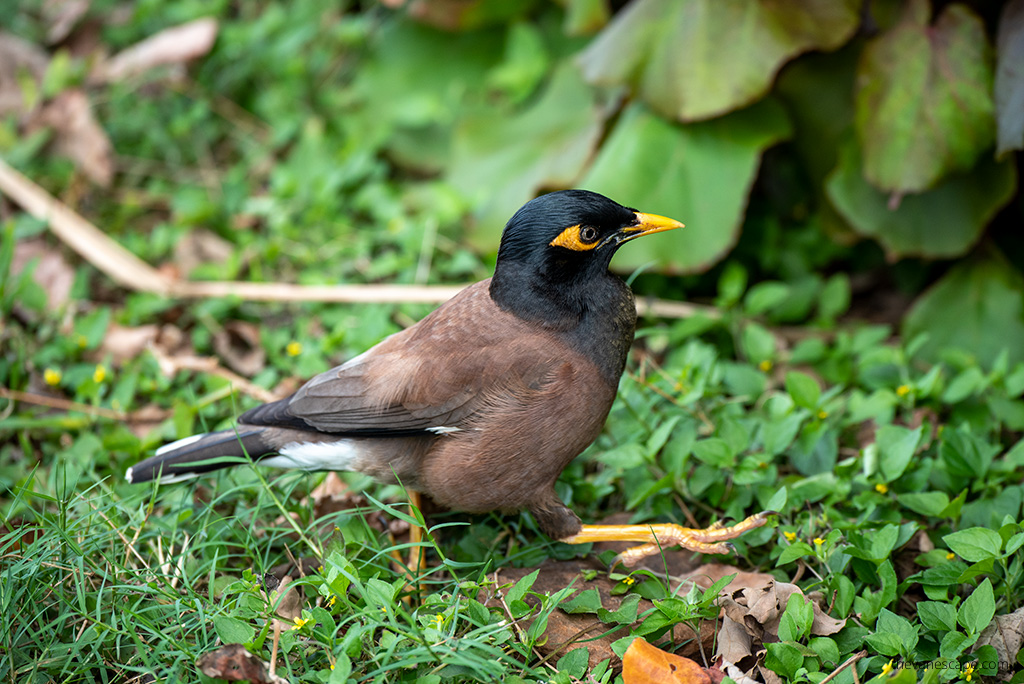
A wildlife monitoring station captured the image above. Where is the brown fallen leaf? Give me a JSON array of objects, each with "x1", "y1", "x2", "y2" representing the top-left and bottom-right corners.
[
  {"x1": 11, "y1": 238, "x2": 75, "y2": 311},
  {"x1": 92, "y1": 17, "x2": 218, "y2": 83},
  {"x1": 622, "y1": 638, "x2": 711, "y2": 684},
  {"x1": 100, "y1": 323, "x2": 161, "y2": 363},
  {"x1": 44, "y1": 0, "x2": 91, "y2": 44},
  {"x1": 35, "y1": 89, "x2": 114, "y2": 186},
  {"x1": 196, "y1": 644, "x2": 289, "y2": 684},
  {"x1": 976, "y1": 606, "x2": 1024, "y2": 681},
  {"x1": 173, "y1": 228, "x2": 233, "y2": 279},
  {"x1": 213, "y1": 321, "x2": 265, "y2": 377}
]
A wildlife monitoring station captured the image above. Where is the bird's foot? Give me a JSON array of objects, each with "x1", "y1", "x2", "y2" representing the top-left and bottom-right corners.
[{"x1": 560, "y1": 511, "x2": 774, "y2": 568}]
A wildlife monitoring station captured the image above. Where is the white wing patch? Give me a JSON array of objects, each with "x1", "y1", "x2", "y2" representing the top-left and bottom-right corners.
[
  {"x1": 261, "y1": 440, "x2": 360, "y2": 471},
  {"x1": 426, "y1": 426, "x2": 462, "y2": 435},
  {"x1": 155, "y1": 433, "x2": 204, "y2": 457}
]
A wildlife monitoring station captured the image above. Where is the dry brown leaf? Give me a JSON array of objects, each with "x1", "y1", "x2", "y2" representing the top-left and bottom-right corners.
[
  {"x1": 93, "y1": 17, "x2": 218, "y2": 82},
  {"x1": 690, "y1": 565, "x2": 845, "y2": 640},
  {"x1": 173, "y1": 228, "x2": 233, "y2": 278},
  {"x1": 44, "y1": 0, "x2": 91, "y2": 44},
  {"x1": 213, "y1": 321, "x2": 265, "y2": 377},
  {"x1": 101, "y1": 323, "x2": 160, "y2": 363},
  {"x1": 977, "y1": 606, "x2": 1024, "y2": 681},
  {"x1": 196, "y1": 644, "x2": 289, "y2": 684},
  {"x1": 11, "y1": 238, "x2": 75, "y2": 310},
  {"x1": 35, "y1": 89, "x2": 114, "y2": 186},
  {"x1": 0, "y1": 32, "x2": 48, "y2": 117},
  {"x1": 622, "y1": 638, "x2": 711, "y2": 684}
]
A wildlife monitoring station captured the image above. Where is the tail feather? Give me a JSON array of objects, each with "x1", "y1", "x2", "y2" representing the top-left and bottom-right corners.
[{"x1": 127, "y1": 429, "x2": 266, "y2": 484}]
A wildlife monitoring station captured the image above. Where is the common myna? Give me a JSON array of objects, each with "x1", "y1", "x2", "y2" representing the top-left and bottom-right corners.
[{"x1": 128, "y1": 190, "x2": 769, "y2": 565}]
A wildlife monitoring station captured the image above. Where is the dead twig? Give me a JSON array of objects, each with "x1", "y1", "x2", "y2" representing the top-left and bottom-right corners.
[
  {"x1": 820, "y1": 650, "x2": 868, "y2": 684},
  {"x1": 0, "y1": 387, "x2": 126, "y2": 420}
]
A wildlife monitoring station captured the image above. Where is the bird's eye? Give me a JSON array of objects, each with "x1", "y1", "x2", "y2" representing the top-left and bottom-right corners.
[{"x1": 579, "y1": 226, "x2": 597, "y2": 242}]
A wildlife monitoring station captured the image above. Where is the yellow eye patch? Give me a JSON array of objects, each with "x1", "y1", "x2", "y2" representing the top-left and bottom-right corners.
[{"x1": 549, "y1": 224, "x2": 599, "y2": 251}]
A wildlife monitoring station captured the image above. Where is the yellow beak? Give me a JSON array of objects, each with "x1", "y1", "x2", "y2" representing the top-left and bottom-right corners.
[{"x1": 619, "y1": 212, "x2": 685, "y2": 242}]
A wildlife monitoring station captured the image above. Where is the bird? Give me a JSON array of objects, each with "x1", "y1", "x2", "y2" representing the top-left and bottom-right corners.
[{"x1": 127, "y1": 189, "x2": 770, "y2": 566}]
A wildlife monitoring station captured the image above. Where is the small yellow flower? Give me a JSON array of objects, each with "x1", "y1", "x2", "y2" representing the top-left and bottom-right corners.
[
  {"x1": 783, "y1": 531, "x2": 797, "y2": 542},
  {"x1": 896, "y1": 384, "x2": 911, "y2": 397},
  {"x1": 76, "y1": 334, "x2": 88, "y2": 348},
  {"x1": 44, "y1": 368, "x2": 62, "y2": 386},
  {"x1": 380, "y1": 606, "x2": 387, "y2": 614},
  {"x1": 622, "y1": 576, "x2": 635, "y2": 586},
  {"x1": 327, "y1": 595, "x2": 336, "y2": 608},
  {"x1": 813, "y1": 537, "x2": 824, "y2": 547},
  {"x1": 875, "y1": 483, "x2": 889, "y2": 495},
  {"x1": 817, "y1": 410, "x2": 828, "y2": 419},
  {"x1": 286, "y1": 341, "x2": 302, "y2": 357},
  {"x1": 947, "y1": 551, "x2": 956, "y2": 561},
  {"x1": 330, "y1": 662, "x2": 335, "y2": 671},
  {"x1": 431, "y1": 614, "x2": 444, "y2": 629},
  {"x1": 759, "y1": 360, "x2": 773, "y2": 372},
  {"x1": 93, "y1": 365, "x2": 107, "y2": 383},
  {"x1": 880, "y1": 659, "x2": 894, "y2": 677},
  {"x1": 292, "y1": 617, "x2": 310, "y2": 630},
  {"x1": 961, "y1": 662, "x2": 975, "y2": 681}
]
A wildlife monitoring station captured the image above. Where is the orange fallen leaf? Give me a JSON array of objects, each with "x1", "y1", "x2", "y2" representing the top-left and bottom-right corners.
[{"x1": 622, "y1": 638, "x2": 711, "y2": 684}]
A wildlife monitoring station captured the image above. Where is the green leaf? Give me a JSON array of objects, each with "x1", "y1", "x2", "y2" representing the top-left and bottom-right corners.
[
  {"x1": 855, "y1": 0, "x2": 995, "y2": 192},
  {"x1": 556, "y1": 647, "x2": 590, "y2": 678},
  {"x1": 876, "y1": 608, "x2": 919, "y2": 654},
  {"x1": 745, "y1": 281, "x2": 791, "y2": 315},
  {"x1": 581, "y1": 99, "x2": 791, "y2": 273},
  {"x1": 944, "y1": 528, "x2": 1002, "y2": 563},
  {"x1": 863, "y1": 631, "x2": 903, "y2": 657},
  {"x1": 449, "y1": 62, "x2": 602, "y2": 248},
  {"x1": 349, "y1": 19, "x2": 502, "y2": 169},
  {"x1": 777, "y1": 541, "x2": 814, "y2": 566},
  {"x1": 785, "y1": 371, "x2": 821, "y2": 410},
  {"x1": 506, "y1": 571, "x2": 539, "y2": 608},
  {"x1": 877, "y1": 425, "x2": 922, "y2": 482},
  {"x1": 560, "y1": 588, "x2": 602, "y2": 614},
  {"x1": 597, "y1": 593, "x2": 640, "y2": 625},
  {"x1": 809, "y1": 637, "x2": 840, "y2": 667},
  {"x1": 577, "y1": 0, "x2": 858, "y2": 121},
  {"x1": 958, "y1": 578, "x2": 996, "y2": 635},
  {"x1": 692, "y1": 438, "x2": 734, "y2": 467},
  {"x1": 818, "y1": 274, "x2": 851, "y2": 322},
  {"x1": 213, "y1": 616, "x2": 255, "y2": 645},
  {"x1": 778, "y1": 593, "x2": 814, "y2": 643},
  {"x1": 940, "y1": 631, "x2": 973, "y2": 659},
  {"x1": 741, "y1": 322, "x2": 777, "y2": 364},
  {"x1": 826, "y1": 140, "x2": 1016, "y2": 260},
  {"x1": 918, "y1": 601, "x2": 957, "y2": 633},
  {"x1": 897, "y1": 491, "x2": 950, "y2": 517},
  {"x1": 996, "y1": 1, "x2": 1024, "y2": 156},
  {"x1": 903, "y1": 253, "x2": 1024, "y2": 366}
]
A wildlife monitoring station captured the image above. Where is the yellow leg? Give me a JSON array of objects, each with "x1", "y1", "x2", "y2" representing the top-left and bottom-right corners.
[
  {"x1": 408, "y1": 490, "x2": 424, "y2": 577},
  {"x1": 560, "y1": 511, "x2": 773, "y2": 567}
]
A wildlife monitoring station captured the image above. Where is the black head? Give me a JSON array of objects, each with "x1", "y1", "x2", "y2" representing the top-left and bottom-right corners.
[
  {"x1": 490, "y1": 190, "x2": 683, "y2": 324},
  {"x1": 493, "y1": 189, "x2": 682, "y2": 284}
]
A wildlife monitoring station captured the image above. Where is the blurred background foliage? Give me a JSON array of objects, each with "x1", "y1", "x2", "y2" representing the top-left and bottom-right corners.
[{"x1": 2, "y1": 0, "x2": 1022, "y2": 369}]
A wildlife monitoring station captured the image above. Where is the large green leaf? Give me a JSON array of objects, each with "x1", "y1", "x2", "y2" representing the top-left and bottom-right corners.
[
  {"x1": 347, "y1": 19, "x2": 503, "y2": 171},
  {"x1": 448, "y1": 63, "x2": 603, "y2": 248},
  {"x1": 996, "y1": 0, "x2": 1024, "y2": 156},
  {"x1": 903, "y1": 252, "x2": 1024, "y2": 366},
  {"x1": 855, "y1": 0, "x2": 995, "y2": 193},
  {"x1": 825, "y1": 140, "x2": 1016, "y2": 259},
  {"x1": 576, "y1": 0, "x2": 858, "y2": 122},
  {"x1": 580, "y1": 99, "x2": 791, "y2": 273}
]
